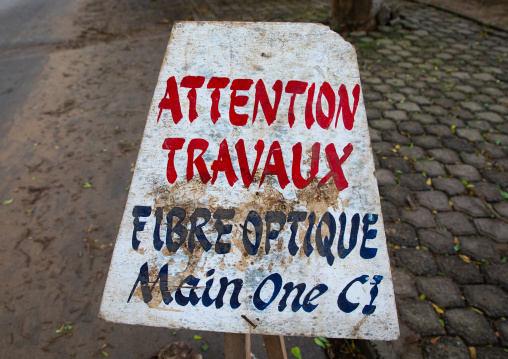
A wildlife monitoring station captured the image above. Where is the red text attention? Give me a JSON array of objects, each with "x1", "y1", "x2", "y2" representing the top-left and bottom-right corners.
[{"x1": 157, "y1": 76, "x2": 361, "y2": 191}]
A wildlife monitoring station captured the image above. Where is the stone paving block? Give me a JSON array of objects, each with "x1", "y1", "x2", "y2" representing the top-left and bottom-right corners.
[
  {"x1": 380, "y1": 185, "x2": 414, "y2": 207},
  {"x1": 490, "y1": 104, "x2": 508, "y2": 115},
  {"x1": 432, "y1": 178, "x2": 466, "y2": 196},
  {"x1": 436, "y1": 212, "x2": 476, "y2": 235},
  {"x1": 452, "y1": 72, "x2": 472, "y2": 80},
  {"x1": 473, "y1": 73, "x2": 497, "y2": 82},
  {"x1": 418, "y1": 229, "x2": 454, "y2": 255},
  {"x1": 456, "y1": 85, "x2": 476, "y2": 94},
  {"x1": 383, "y1": 130, "x2": 411, "y2": 144},
  {"x1": 413, "y1": 135, "x2": 442, "y2": 149},
  {"x1": 434, "y1": 98, "x2": 455, "y2": 109},
  {"x1": 392, "y1": 269, "x2": 418, "y2": 299},
  {"x1": 475, "y1": 219, "x2": 508, "y2": 243},
  {"x1": 396, "y1": 102, "x2": 421, "y2": 112},
  {"x1": 372, "y1": 100, "x2": 394, "y2": 110},
  {"x1": 446, "y1": 164, "x2": 481, "y2": 182},
  {"x1": 493, "y1": 202, "x2": 508, "y2": 218},
  {"x1": 444, "y1": 91, "x2": 466, "y2": 101},
  {"x1": 442, "y1": 138, "x2": 474, "y2": 153},
  {"x1": 380, "y1": 157, "x2": 412, "y2": 173},
  {"x1": 495, "y1": 154, "x2": 508, "y2": 166},
  {"x1": 468, "y1": 120, "x2": 493, "y2": 132},
  {"x1": 423, "y1": 105, "x2": 447, "y2": 117},
  {"x1": 370, "y1": 119, "x2": 396, "y2": 130},
  {"x1": 428, "y1": 149, "x2": 460, "y2": 164},
  {"x1": 472, "y1": 182, "x2": 505, "y2": 202},
  {"x1": 387, "y1": 93, "x2": 405, "y2": 102},
  {"x1": 426, "y1": 124, "x2": 454, "y2": 138},
  {"x1": 399, "y1": 87, "x2": 418, "y2": 96},
  {"x1": 401, "y1": 207, "x2": 436, "y2": 228},
  {"x1": 381, "y1": 200, "x2": 399, "y2": 222},
  {"x1": 473, "y1": 94, "x2": 496, "y2": 105},
  {"x1": 482, "y1": 169, "x2": 508, "y2": 187},
  {"x1": 478, "y1": 142, "x2": 507, "y2": 159},
  {"x1": 391, "y1": 323, "x2": 424, "y2": 359},
  {"x1": 416, "y1": 276, "x2": 464, "y2": 308},
  {"x1": 398, "y1": 174, "x2": 430, "y2": 191},
  {"x1": 482, "y1": 264, "x2": 508, "y2": 291},
  {"x1": 478, "y1": 112, "x2": 504, "y2": 123},
  {"x1": 436, "y1": 256, "x2": 483, "y2": 284},
  {"x1": 497, "y1": 123, "x2": 508, "y2": 134},
  {"x1": 483, "y1": 87, "x2": 504, "y2": 96},
  {"x1": 463, "y1": 285, "x2": 508, "y2": 318},
  {"x1": 395, "y1": 248, "x2": 437, "y2": 276},
  {"x1": 376, "y1": 168, "x2": 396, "y2": 186},
  {"x1": 458, "y1": 236, "x2": 499, "y2": 263},
  {"x1": 411, "y1": 113, "x2": 437, "y2": 125},
  {"x1": 496, "y1": 320, "x2": 508, "y2": 347},
  {"x1": 489, "y1": 134, "x2": 508, "y2": 147},
  {"x1": 387, "y1": 79, "x2": 406, "y2": 87},
  {"x1": 373, "y1": 153, "x2": 380, "y2": 167},
  {"x1": 373, "y1": 142, "x2": 397, "y2": 156},
  {"x1": 476, "y1": 347, "x2": 508, "y2": 359},
  {"x1": 498, "y1": 97, "x2": 508, "y2": 105},
  {"x1": 399, "y1": 301, "x2": 446, "y2": 336},
  {"x1": 367, "y1": 108, "x2": 382, "y2": 120},
  {"x1": 413, "y1": 160, "x2": 446, "y2": 177},
  {"x1": 409, "y1": 96, "x2": 431, "y2": 105},
  {"x1": 370, "y1": 128, "x2": 382, "y2": 142},
  {"x1": 443, "y1": 308, "x2": 497, "y2": 346},
  {"x1": 461, "y1": 153, "x2": 489, "y2": 169},
  {"x1": 460, "y1": 101, "x2": 484, "y2": 112},
  {"x1": 456, "y1": 128, "x2": 485, "y2": 142},
  {"x1": 421, "y1": 337, "x2": 469, "y2": 359},
  {"x1": 416, "y1": 191, "x2": 451, "y2": 212},
  {"x1": 452, "y1": 108, "x2": 474, "y2": 121},
  {"x1": 398, "y1": 121, "x2": 424, "y2": 136},
  {"x1": 398, "y1": 145, "x2": 426, "y2": 160},
  {"x1": 385, "y1": 223, "x2": 417, "y2": 247},
  {"x1": 451, "y1": 196, "x2": 490, "y2": 217},
  {"x1": 364, "y1": 91, "x2": 382, "y2": 101},
  {"x1": 438, "y1": 117, "x2": 465, "y2": 128},
  {"x1": 384, "y1": 110, "x2": 409, "y2": 121},
  {"x1": 361, "y1": 340, "x2": 398, "y2": 359}
]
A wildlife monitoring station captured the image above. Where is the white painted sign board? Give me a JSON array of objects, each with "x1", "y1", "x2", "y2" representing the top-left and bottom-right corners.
[{"x1": 100, "y1": 22, "x2": 399, "y2": 340}]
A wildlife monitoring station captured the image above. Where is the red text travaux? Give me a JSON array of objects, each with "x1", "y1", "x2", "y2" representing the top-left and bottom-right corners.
[{"x1": 156, "y1": 76, "x2": 362, "y2": 191}]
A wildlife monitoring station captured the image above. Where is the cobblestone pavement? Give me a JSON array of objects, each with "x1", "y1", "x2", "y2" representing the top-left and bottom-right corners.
[
  {"x1": 188, "y1": 0, "x2": 508, "y2": 358},
  {"x1": 345, "y1": 3, "x2": 508, "y2": 359}
]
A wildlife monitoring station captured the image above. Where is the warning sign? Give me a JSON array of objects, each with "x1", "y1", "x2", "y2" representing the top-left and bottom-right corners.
[{"x1": 100, "y1": 22, "x2": 399, "y2": 340}]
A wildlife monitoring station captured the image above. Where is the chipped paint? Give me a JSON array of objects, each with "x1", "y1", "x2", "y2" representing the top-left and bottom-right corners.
[{"x1": 100, "y1": 22, "x2": 399, "y2": 340}]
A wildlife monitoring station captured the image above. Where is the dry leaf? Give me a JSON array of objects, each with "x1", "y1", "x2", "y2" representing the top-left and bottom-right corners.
[
  {"x1": 432, "y1": 303, "x2": 444, "y2": 315},
  {"x1": 430, "y1": 336, "x2": 441, "y2": 344},
  {"x1": 458, "y1": 254, "x2": 471, "y2": 263},
  {"x1": 469, "y1": 346, "x2": 476, "y2": 359}
]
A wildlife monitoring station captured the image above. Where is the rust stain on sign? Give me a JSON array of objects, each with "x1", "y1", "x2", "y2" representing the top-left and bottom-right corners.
[{"x1": 100, "y1": 21, "x2": 399, "y2": 340}]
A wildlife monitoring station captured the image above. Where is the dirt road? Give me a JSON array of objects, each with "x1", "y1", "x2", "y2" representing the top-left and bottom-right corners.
[{"x1": 0, "y1": 0, "x2": 329, "y2": 357}]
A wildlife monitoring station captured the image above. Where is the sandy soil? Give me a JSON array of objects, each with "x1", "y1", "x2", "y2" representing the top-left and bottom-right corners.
[
  {"x1": 0, "y1": 0, "x2": 223, "y2": 357},
  {"x1": 0, "y1": 0, "x2": 327, "y2": 358}
]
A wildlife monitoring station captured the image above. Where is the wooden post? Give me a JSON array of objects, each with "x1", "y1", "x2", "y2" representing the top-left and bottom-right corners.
[
  {"x1": 224, "y1": 333, "x2": 251, "y2": 359},
  {"x1": 330, "y1": 0, "x2": 378, "y2": 31},
  {"x1": 263, "y1": 335, "x2": 288, "y2": 359}
]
